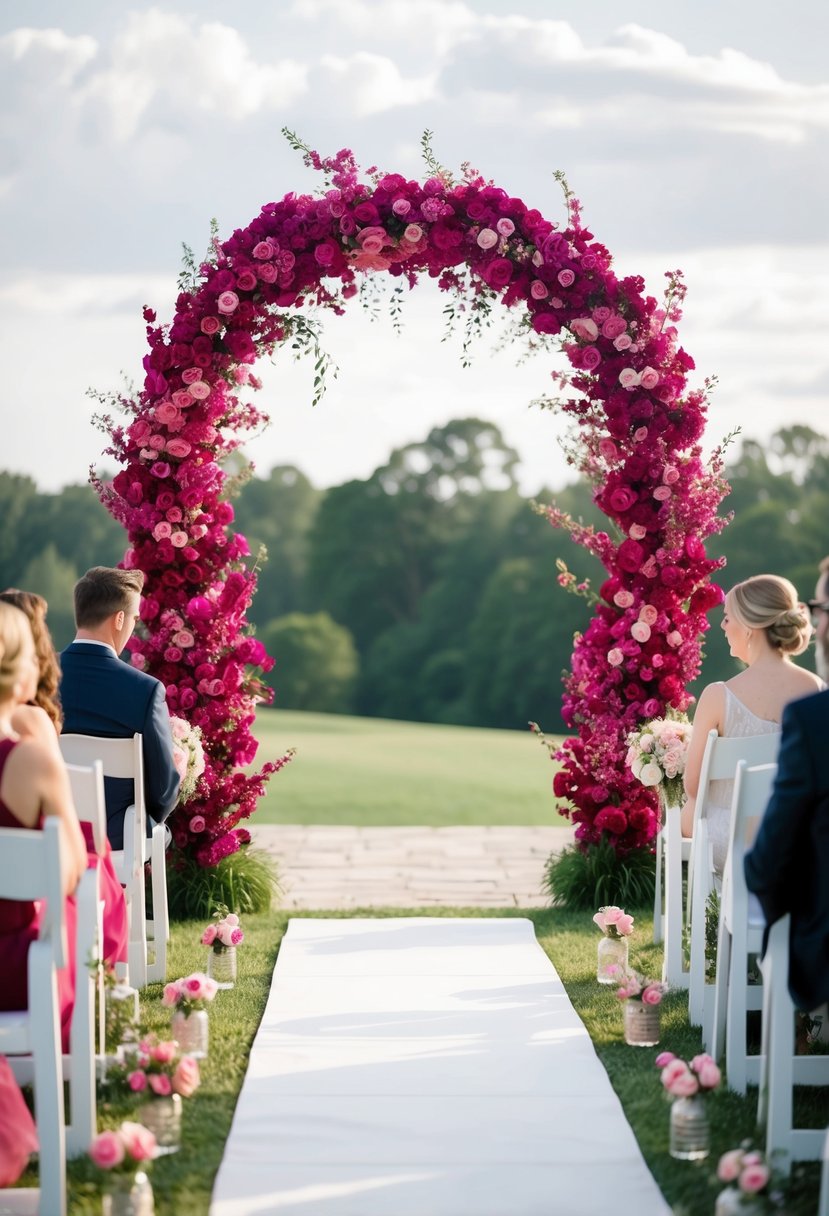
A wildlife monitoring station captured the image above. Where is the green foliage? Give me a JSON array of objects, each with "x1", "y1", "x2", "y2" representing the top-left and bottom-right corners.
[
  {"x1": 260, "y1": 611, "x2": 358, "y2": 712},
  {"x1": 543, "y1": 838, "x2": 656, "y2": 910},
  {"x1": 166, "y1": 846, "x2": 280, "y2": 921}
]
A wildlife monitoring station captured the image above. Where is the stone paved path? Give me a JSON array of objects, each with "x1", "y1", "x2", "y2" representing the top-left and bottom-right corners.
[{"x1": 251, "y1": 824, "x2": 575, "y2": 910}]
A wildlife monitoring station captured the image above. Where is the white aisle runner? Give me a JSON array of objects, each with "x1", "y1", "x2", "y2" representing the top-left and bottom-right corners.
[{"x1": 211, "y1": 918, "x2": 670, "y2": 1216}]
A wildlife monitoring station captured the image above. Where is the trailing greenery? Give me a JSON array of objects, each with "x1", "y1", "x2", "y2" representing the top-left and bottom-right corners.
[
  {"x1": 166, "y1": 846, "x2": 280, "y2": 921},
  {"x1": 543, "y1": 838, "x2": 657, "y2": 909}
]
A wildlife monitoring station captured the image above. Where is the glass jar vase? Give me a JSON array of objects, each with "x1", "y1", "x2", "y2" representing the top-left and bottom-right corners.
[
  {"x1": 207, "y1": 945, "x2": 236, "y2": 989},
  {"x1": 669, "y1": 1093, "x2": 710, "y2": 1160},
  {"x1": 623, "y1": 999, "x2": 660, "y2": 1046},
  {"x1": 714, "y1": 1188, "x2": 765, "y2": 1216},
  {"x1": 171, "y1": 1008, "x2": 209, "y2": 1059},
  {"x1": 137, "y1": 1092, "x2": 182, "y2": 1155},
  {"x1": 597, "y1": 935, "x2": 628, "y2": 984},
  {"x1": 102, "y1": 1170, "x2": 154, "y2": 1215}
]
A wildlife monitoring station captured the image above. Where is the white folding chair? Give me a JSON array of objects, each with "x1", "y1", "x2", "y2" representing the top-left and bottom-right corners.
[
  {"x1": 687, "y1": 731, "x2": 780, "y2": 1034},
  {"x1": 757, "y1": 915, "x2": 829, "y2": 1175},
  {"x1": 6, "y1": 768, "x2": 105, "y2": 1159},
  {"x1": 709, "y1": 761, "x2": 776, "y2": 1089},
  {"x1": 0, "y1": 818, "x2": 68, "y2": 1216},
  {"x1": 60, "y1": 733, "x2": 169, "y2": 987}
]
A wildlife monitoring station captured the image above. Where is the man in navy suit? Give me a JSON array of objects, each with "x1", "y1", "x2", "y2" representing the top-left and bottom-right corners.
[
  {"x1": 60, "y1": 566, "x2": 180, "y2": 850},
  {"x1": 745, "y1": 687, "x2": 829, "y2": 1014}
]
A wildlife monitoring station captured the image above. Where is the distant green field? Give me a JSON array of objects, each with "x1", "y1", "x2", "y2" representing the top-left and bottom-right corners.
[{"x1": 248, "y1": 708, "x2": 566, "y2": 826}]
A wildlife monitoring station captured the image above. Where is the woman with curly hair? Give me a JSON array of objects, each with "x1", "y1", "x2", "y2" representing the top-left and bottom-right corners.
[{"x1": 0, "y1": 587, "x2": 128, "y2": 968}]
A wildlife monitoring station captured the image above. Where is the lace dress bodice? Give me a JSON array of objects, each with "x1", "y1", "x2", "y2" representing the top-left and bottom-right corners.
[{"x1": 707, "y1": 684, "x2": 781, "y2": 874}]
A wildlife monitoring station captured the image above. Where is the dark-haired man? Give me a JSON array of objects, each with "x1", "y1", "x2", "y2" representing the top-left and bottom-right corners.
[{"x1": 60, "y1": 566, "x2": 180, "y2": 849}]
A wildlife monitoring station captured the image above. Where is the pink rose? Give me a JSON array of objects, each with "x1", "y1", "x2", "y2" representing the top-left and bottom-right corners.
[
  {"x1": 641, "y1": 984, "x2": 662, "y2": 1005},
  {"x1": 668, "y1": 1071, "x2": 700, "y2": 1098},
  {"x1": 592, "y1": 912, "x2": 607, "y2": 931},
  {"x1": 188, "y1": 381, "x2": 210, "y2": 400},
  {"x1": 696, "y1": 1060, "x2": 721, "y2": 1089},
  {"x1": 640, "y1": 366, "x2": 659, "y2": 390},
  {"x1": 530, "y1": 280, "x2": 549, "y2": 299},
  {"x1": 181, "y1": 367, "x2": 203, "y2": 385},
  {"x1": 171, "y1": 389, "x2": 194, "y2": 409},
  {"x1": 629, "y1": 524, "x2": 647, "y2": 540},
  {"x1": 118, "y1": 1121, "x2": 156, "y2": 1162},
  {"x1": 557, "y1": 269, "x2": 575, "y2": 287},
  {"x1": 653, "y1": 486, "x2": 672, "y2": 501},
  {"x1": 161, "y1": 982, "x2": 180, "y2": 1008},
  {"x1": 613, "y1": 590, "x2": 634, "y2": 609},
  {"x1": 662, "y1": 465, "x2": 680, "y2": 484},
  {"x1": 218, "y1": 922, "x2": 236, "y2": 947},
  {"x1": 89, "y1": 1130, "x2": 125, "y2": 1170},
  {"x1": 654, "y1": 1052, "x2": 675, "y2": 1068},
  {"x1": 217, "y1": 291, "x2": 239, "y2": 314},
  {"x1": 639, "y1": 604, "x2": 658, "y2": 625},
  {"x1": 717, "y1": 1149, "x2": 744, "y2": 1182},
  {"x1": 631, "y1": 621, "x2": 651, "y2": 643},
  {"x1": 570, "y1": 317, "x2": 598, "y2": 342},
  {"x1": 172, "y1": 630, "x2": 194, "y2": 648},
  {"x1": 201, "y1": 315, "x2": 221, "y2": 335},
  {"x1": 608, "y1": 648, "x2": 624, "y2": 667},
  {"x1": 201, "y1": 927, "x2": 218, "y2": 948},
  {"x1": 403, "y1": 224, "x2": 423, "y2": 243},
  {"x1": 252, "y1": 240, "x2": 274, "y2": 259},
  {"x1": 602, "y1": 906, "x2": 622, "y2": 925},
  {"x1": 615, "y1": 913, "x2": 634, "y2": 936},
  {"x1": 661, "y1": 1059, "x2": 690, "y2": 1090},
  {"x1": 476, "y1": 228, "x2": 498, "y2": 250},
  {"x1": 230, "y1": 927, "x2": 244, "y2": 945},
  {"x1": 172, "y1": 1055, "x2": 201, "y2": 1098},
  {"x1": 170, "y1": 530, "x2": 189, "y2": 548},
  {"x1": 602, "y1": 315, "x2": 627, "y2": 339},
  {"x1": 151, "y1": 1041, "x2": 177, "y2": 1064},
  {"x1": 155, "y1": 402, "x2": 180, "y2": 425},
  {"x1": 153, "y1": 521, "x2": 172, "y2": 541},
  {"x1": 619, "y1": 368, "x2": 641, "y2": 389},
  {"x1": 166, "y1": 439, "x2": 192, "y2": 459},
  {"x1": 127, "y1": 1070, "x2": 148, "y2": 1091},
  {"x1": 392, "y1": 198, "x2": 411, "y2": 217},
  {"x1": 580, "y1": 346, "x2": 601, "y2": 372},
  {"x1": 224, "y1": 913, "x2": 239, "y2": 927},
  {"x1": 613, "y1": 333, "x2": 633, "y2": 351},
  {"x1": 189, "y1": 816, "x2": 206, "y2": 834},
  {"x1": 739, "y1": 1163, "x2": 770, "y2": 1193},
  {"x1": 633, "y1": 426, "x2": 648, "y2": 442},
  {"x1": 149, "y1": 1074, "x2": 173, "y2": 1097},
  {"x1": 496, "y1": 218, "x2": 515, "y2": 236}
]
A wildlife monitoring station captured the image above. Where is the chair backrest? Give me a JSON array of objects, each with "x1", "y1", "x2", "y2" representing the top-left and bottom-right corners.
[
  {"x1": 65, "y1": 761, "x2": 107, "y2": 855},
  {"x1": 0, "y1": 817, "x2": 67, "y2": 969},
  {"x1": 59, "y1": 734, "x2": 145, "y2": 816},
  {"x1": 721, "y1": 760, "x2": 778, "y2": 924},
  {"x1": 697, "y1": 729, "x2": 780, "y2": 802}
]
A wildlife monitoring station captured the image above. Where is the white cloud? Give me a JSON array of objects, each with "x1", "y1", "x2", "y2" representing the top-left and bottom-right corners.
[{"x1": 318, "y1": 52, "x2": 437, "y2": 116}]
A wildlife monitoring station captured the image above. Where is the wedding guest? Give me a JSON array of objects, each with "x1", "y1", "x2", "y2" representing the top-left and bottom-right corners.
[
  {"x1": 745, "y1": 687, "x2": 829, "y2": 1014},
  {"x1": 0, "y1": 600, "x2": 86, "y2": 1050},
  {"x1": 680, "y1": 574, "x2": 821, "y2": 873},
  {"x1": 0, "y1": 587, "x2": 128, "y2": 968},
  {"x1": 808, "y1": 555, "x2": 829, "y2": 683},
  {"x1": 59, "y1": 567, "x2": 180, "y2": 850}
]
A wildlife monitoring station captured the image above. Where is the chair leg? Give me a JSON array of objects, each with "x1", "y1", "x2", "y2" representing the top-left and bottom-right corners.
[
  {"x1": 65, "y1": 872, "x2": 98, "y2": 1157},
  {"x1": 764, "y1": 919, "x2": 794, "y2": 1177},
  {"x1": 726, "y1": 924, "x2": 749, "y2": 1096},
  {"x1": 653, "y1": 826, "x2": 664, "y2": 944},
  {"x1": 711, "y1": 915, "x2": 731, "y2": 1065},
  {"x1": 145, "y1": 832, "x2": 169, "y2": 984},
  {"x1": 30, "y1": 948, "x2": 67, "y2": 1216},
  {"x1": 662, "y1": 809, "x2": 688, "y2": 989}
]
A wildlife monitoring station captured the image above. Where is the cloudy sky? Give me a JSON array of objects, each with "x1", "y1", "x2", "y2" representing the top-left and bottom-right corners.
[{"x1": 2, "y1": 0, "x2": 827, "y2": 496}]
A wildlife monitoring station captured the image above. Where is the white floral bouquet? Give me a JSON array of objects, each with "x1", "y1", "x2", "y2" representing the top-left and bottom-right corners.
[
  {"x1": 170, "y1": 715, "x2": 206, "y2": 805},
  {"x1": 625, "y1": 714, "x2": 692, "y2": 807}
]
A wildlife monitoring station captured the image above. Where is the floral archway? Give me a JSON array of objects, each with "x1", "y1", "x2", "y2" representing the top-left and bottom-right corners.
[{"x1": 95, "y1": 136, "x2": 728, "y2": 867}]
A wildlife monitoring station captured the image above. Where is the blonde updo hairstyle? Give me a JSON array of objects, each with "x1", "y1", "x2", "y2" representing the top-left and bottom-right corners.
[
  {"x1": 728, "y1": 574, "x2": 811, "y2": 656},
  {"x1": 0, "y1": 601, "x2": 33, "y2": 702}
]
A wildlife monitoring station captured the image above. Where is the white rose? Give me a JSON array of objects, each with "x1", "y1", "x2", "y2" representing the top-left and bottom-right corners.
[{"x1": 639, "y1": 761, "x2": 663, "y2": 787}]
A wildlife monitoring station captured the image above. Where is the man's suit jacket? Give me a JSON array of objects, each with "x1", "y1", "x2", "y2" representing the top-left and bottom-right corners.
[
  {"x1": 744, "y1": 688, "x2": 829, "y2": 1011},
  {"x1": 59, "y1": 642, "x2": 180, "y2": 850}
]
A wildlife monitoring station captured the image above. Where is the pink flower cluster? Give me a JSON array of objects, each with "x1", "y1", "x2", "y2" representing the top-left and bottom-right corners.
[
  {"x1": 108, "y1": 1034, "x2": 201, "y2": 1106},
  {"x1": 201, "y1": 908, "x2": 244, "y2": 950},
  {"x1": 162, "y1": 971, "x2": 218, "y2": 1016},
  {"x1": 88, "y1": 1121, "x2": 157, "y2": 1171},
  {"x1": 592, "y1": 905, "x2": 634, "y2": 938},
  {"x1": 717, "y1": 1146, "x2": 772, "y2": 1195},
  {"x1": 613, "y1": 969, "x2": 666, "y2": 1005},
  {"x1": 656, "y1": 1051, "x2": 721, "y2": 1096},
  {"x1": 94, "y1": 141, "x2": 727, "y2": 864}
]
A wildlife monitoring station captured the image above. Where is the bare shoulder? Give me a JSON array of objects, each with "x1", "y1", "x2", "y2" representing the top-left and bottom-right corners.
[{"x1": 11, "y1": 704, "x2": 59, "y2": 750}]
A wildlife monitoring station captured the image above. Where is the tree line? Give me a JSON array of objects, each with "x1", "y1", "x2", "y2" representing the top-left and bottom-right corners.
[{"x1": 2, "y1": 420, "x2": 827, "y2": 732}]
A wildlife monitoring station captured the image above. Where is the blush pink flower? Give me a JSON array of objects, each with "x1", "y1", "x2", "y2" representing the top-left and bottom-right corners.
[
  {"x1": 127, "y1": 1070, "x2": 147, "y2": 1091},
  {"x1": 570, "y1": 317, "x2": 599, "y2": 342},
  {"x1": 608, "y1": 648, "x2": 624, "y2": 667},
  {"x1": 118, "y1": 1122, "x2": 156, "y2": 1162},
  {"x1": 172, "y1": 1056, "x2": 201, "y2": 1098},
  {"x1": 640, "y1": 366, "x2": 660, "y2": 390},
  {"x1": 717, "y1": 1150, "x2": 744, "y2": 1182},
  {"x1": 217, "y1": 291, "x2": 240, "y2": 314},
  {"x1": 619, "y1": 368, "x2": 641, "y2": 389},
  {"x1": 530, "y1": 280, "x2": 549, "y2": 299},
  {"x1": 739, "y1": 1163, "x2": 770, "y2": 1193},
  {"x1": 639, "y1": 605, "x2": 658, "y2": 626},
  {"x1": 613, "y1": 590, "x2": 634, "y2": 609},
  {"x1": 641, "y1": 983, "x2": 663, "y2": 1005},
  {"x1": 89, "y1": 1130, "x2": 125, "y2": 1170},
  {"x1": 631, "y1": 621, "x2": 651, "y2": 643},
  {"x1": 200, "y1": 315, "x2": 221, "y2": 335},
  {"x1": 557, "y1": 269, "x2": 575, "y2": 287},
  {"x1": 148, "y1": 1073, "x2": 173, "y2": 1097},
  {"x1": 476, "y1": 228, "x2": 498, "y2": 250},
  {"x1": 188, "y1": 381, "x2": 211, "y2": 400}
]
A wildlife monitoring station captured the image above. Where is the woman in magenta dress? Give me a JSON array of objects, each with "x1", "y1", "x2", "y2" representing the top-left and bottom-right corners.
[
  {"x1": 0, "y1": 588, "x2": 128, "y2": 968},
  {"x1": 0, "y1": 600, "x2": 87, "y2": 1050}
]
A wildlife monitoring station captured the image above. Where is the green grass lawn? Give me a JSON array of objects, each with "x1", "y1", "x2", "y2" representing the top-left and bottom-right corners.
[
  {"x1": 58, "y1": 906, "x2": 823, "y2": 1215},
  {"x1": 249, "y1": 707, "x2": 565, "y2": 826}
]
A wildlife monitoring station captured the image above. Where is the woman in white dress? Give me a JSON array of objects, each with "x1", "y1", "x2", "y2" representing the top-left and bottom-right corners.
[{"x1": 681, "y1": 574, "x2": 822, "y2": 873}]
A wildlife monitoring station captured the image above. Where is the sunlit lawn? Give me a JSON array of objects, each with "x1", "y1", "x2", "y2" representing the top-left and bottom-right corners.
[{"x1": 249, "y1": 707, "x2": 565, "y2": 826}]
